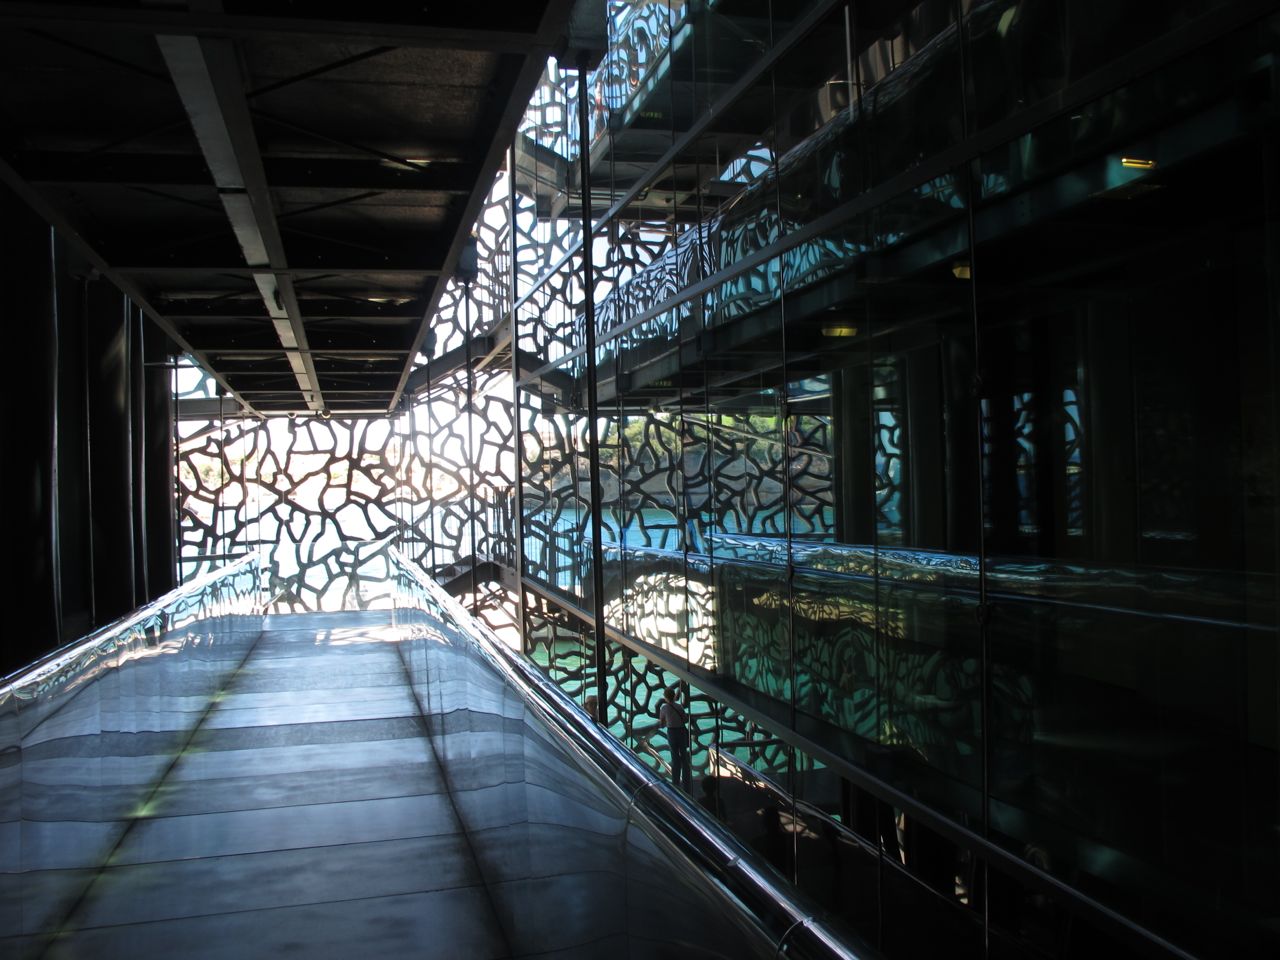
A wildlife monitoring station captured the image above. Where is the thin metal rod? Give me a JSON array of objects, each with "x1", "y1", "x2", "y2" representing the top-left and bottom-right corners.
[
  {"x1": 276, "y1": 191, "x2": 383, "y2": 221},
  {"x1": 250, "y1": 109, "x2": 460, "y2": 172},
  {"x1": 466, "y1": 280, "x2": 479, "y2": 614},
  {"x1": 576, "y1": 61, "x2": 610, "y2": 725},
  {"x1": 246, "y1": 46, "x2": 394, "y2": 99},
  {"x1": 136, "y1": 303, "x2": 150, "y2": 601},
  {"x1": 509, "y1": 141, "x2": 531, "y2": 655},
  {"x1": 49, "y1": 227, "x2": 65, "y2": 641},
  {"x1": 85, "y1": 276, "x2": 99, "y2": 616},
  {"x1": 27, "y1": 28, "x2": 168, "y2": 82},
  {"x1": 953, "y1": 1, "x2": 992, "y2": 947},
  {"x1": 124, "y1": 298, "x2": 139, "y2": 609}
]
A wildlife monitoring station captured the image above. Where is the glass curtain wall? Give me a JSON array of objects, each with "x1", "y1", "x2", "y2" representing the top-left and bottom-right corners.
[{"x1": 510, "y1": 3, "x2": 1280, "y2": 958}]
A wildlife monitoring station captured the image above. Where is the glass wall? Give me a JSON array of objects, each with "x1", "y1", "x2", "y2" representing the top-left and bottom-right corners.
[{"x1": 510, "y1": 5, "x2": 1280, "y2": 958}]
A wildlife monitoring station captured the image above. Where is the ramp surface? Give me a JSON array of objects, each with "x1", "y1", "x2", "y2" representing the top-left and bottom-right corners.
[{"x1": 23, "y1": 611, "x2": 509, "y2": 960}]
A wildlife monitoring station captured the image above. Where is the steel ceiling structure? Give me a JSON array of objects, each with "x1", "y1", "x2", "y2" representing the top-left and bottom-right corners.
[{"x1": 0, "y1": 1, "x2": 576, "y2": 416}]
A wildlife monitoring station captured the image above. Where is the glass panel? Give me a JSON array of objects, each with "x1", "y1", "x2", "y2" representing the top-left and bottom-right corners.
[
  {"x1": 700, "y1": 378, "x2": 792, "y2": 707},
  {"x1": 975, "y1": 20, "x2": 1280, "y2": 954},
  {"x1": 605, "y1": 642, "x2": 688, "y2": 782},
  {"x1": 509, "y1": 8, "x2": 1280, "y2": 957},
  {"x1": 514, "y1": 61, "x2": 583, "y2": 301},
  {"x1": 775, "y1": 5, "x2": 858, "y2": 238},
  {"x1": 521, "y1": 591, "x2": 596, "y2": 711},
  {"x1": 518, "y1": 377, "x2": 593, "y2": 603},
  {"x1": 858, "y1": 0, "x2": 964, "y2": 187},
  {"x1": 880, "y1": 852, "x2": 984, "y2": 959},
  {"x1": 591, "y1": 2, "x2": 677, "y2": 208},
  {"x1": 781, "y1": 175, "x2": 981, "y2": 824}
]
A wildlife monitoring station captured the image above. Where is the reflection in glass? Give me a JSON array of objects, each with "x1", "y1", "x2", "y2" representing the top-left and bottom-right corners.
[{"x1": 508, "y1": 6, "x2": 1280, "y2": 958}]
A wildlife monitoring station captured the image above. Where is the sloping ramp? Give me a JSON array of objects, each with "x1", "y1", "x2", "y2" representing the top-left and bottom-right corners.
[{"x1": 16, "y1": 612, "x2": 510, "y2": 960}]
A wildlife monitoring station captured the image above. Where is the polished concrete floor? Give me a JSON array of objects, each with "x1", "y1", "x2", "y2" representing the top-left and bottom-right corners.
[{"x1": 9, "y1": 612, "x2": 513, "y2": 959}]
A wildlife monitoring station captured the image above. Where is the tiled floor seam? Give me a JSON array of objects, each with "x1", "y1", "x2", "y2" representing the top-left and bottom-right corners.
[
  {"x1": 198, "y1": 711, "x2": 421, "y2": 729},
  {"x1": 99, "y1": 785, "x2": 448, "y2": 827},
  {"x1": 96, "y1": 821, "x2": 461, "y2": 868},
  {"x1": 31, "y1": 627, "x2": 270, "y2": 958},
  {"x1": 41, "y1": 879, "x2": 493, "y2": 933}
]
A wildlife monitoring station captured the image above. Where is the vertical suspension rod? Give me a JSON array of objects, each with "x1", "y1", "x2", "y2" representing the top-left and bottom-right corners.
[
  {"x1": 576, "y1": 59, "x2": 610, "y2": 723},
  {"x1": 465, "y1": 280, "x2": 480, "y2": 615},
  {"x1": 509, "y1": 141, "x2": 530, "y2": 652}
]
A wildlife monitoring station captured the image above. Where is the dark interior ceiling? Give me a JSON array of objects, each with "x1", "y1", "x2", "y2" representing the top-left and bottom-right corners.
[{"x1": 0, "y1": 1, "x2": 575, "y2": 416}]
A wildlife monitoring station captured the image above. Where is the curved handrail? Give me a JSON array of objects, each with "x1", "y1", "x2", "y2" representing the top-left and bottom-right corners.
[{"x1": 0, "y1": 550, "x2": 261, "y2": 695}]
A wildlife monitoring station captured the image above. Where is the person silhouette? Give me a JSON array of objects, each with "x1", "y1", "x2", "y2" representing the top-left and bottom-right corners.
[{"x1": 658, "y1": 684, "x2": 692, "y2": 791}]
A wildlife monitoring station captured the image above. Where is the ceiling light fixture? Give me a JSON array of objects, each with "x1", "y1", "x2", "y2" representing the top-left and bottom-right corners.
[{"x1": 381, "y1": 157, "x2": 432, "y2": 170}]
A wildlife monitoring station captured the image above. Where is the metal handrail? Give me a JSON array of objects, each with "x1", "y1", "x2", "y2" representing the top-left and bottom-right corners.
[{"x1": 0, "y1": 550, "x2": 261, "y2": 694}]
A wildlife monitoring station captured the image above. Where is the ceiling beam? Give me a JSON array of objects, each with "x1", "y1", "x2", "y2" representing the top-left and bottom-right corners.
[
  {"x1": 116, "y1": 266, "x2": 444, "y2": 280},
  {"x1": 0, "y1": 5, "x2": 553, "y2": 52},
  {"x1": 159, "y1": 298, "x2": 425, "y2": 321},
  {"x1": 223, "y1": 369, "x2": 401, "y2": 379},
  {"x1": 18, "y1": 151, "x2": 480, "y2": 193},
  {"x1": 208, "y1": 349, "x2": 408, "y2": 360},
  {"x1": 159, "y1": 34, "x2": 328, "y2": 411},
  {"x1": 111, "y1": 235, "x2": 450, "y2": 273}
]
